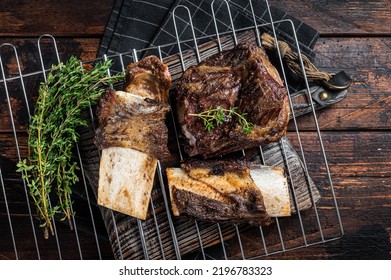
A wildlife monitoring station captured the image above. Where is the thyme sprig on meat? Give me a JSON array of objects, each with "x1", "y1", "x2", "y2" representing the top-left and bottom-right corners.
[
  {"x1": 16, "y1": 56, "x2": 124, "y2": 238},
  {"x1": 189, "y1": 107, "x2": 254, "y2": 134}
]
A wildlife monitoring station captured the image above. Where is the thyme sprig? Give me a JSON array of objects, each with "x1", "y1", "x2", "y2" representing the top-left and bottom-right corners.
[
  {"x1": 16, "y1": 56, "x2": 124, "y2": 238},
  {"x1": 189, "y1": 107, "x2": 254, "y2": 134}
]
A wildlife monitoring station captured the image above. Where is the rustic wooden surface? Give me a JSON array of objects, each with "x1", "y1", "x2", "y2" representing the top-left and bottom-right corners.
[{"x1": 0, "y1": 0, "x2": 390, "y2": 260}]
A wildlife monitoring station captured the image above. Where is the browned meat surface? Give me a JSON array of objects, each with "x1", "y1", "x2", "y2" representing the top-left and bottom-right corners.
[
  {"x1": 181, "y1": 158, "x2": 248, "y2": 174},
  {"x1": 94, "y1": 89, "x2": 170, "y2": 158},
  {"x1": 125, "y1": 55, "x2": 171, "y2": 103},
  {"x1": 176, "y1": 42, "x2": 290, "y2": 158},
  {"x1": 166, "y1": 159, "x2": 272, "y2": 226},
  {"x1": 94, "y1": 55, "x2": 171, "y2": 159},
  {"x1": 94, "y1": 55, "x2": 171, "y2": 220}
]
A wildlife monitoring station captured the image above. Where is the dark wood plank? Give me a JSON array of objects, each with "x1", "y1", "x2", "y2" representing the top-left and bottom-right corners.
[
  {"x1": 3, "y1": 130, "x2": 389, "y2": 183},
  {"x1": 1, "y1": 0, "x2": 390, "y2": 260},
  {"x1": 0, "y1": 37, "x2": 101, "y2": 133},
  {"x1": 228, "y1": 175, "x2": 391, "y2": 259},
  {"x1": 225, "y1": 130, "x2": 391, "y2": 259},
  {"x1": 269, "y1": 0, "x2": 391, "y2": 35},
  {"x1": 211, "y1": 130, "x2": 391, "y2": 259},
  {"x1": 287, "y1": 131, "x2": 391, "y2": 178},
  {"x1": 289, "y1": 37, "x2": 391, "y2": 131},
  {"x1": 0, "y1": 37, "x2": 101, "y2": 63},
  {"x1": 0, "y1": 214, "x2": 113, "y2": 259},
  {"x1": 2, "y1": 131, "x2": 390, "y2": 259},
  {"x1": 314, "y1": 37, "x2": 391, "y2": 108},
  {"x1": 1, "y1": 37, "x2": 390, "y2": 132},
  {"x1": 0, "y1": 0, "x2": 114, "y2": 37},
  {"x1": 1, "y1": 0, "x2": 390, "y2": 37}
]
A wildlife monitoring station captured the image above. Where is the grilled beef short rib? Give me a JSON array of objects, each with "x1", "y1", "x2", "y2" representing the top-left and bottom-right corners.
[
  {"x1": 94, "y1": 55, "x2": 171, "y2": 159},
  {"x1": 166, "y1": 159, "x2": 273, "y2": 226},
  {"x1": 93, "y1": 55, "x2": 171, "y2": 220},
  {"x1": 176, "y1": 42, "x2": 290, "y2": 158}
]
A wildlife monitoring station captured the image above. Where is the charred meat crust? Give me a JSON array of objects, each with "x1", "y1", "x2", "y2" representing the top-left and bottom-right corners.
[
  {"x1": 176, "y1": 42, "x2": 290, "y2": 158},
  {"x1": 94, "y1": 55, "x2": 172, "y2": 160},
  {"x1": 167, "y1": 158, "x2": 272, "y2": 226},
  {"x1": 171, "y1": 186, "x2": 271, "y2": 226},
  {"x1": 180, "y1": 158, "x2": 249, "y2": 175},
  {"x1": 94, "y1": 89, "x2": 170, "y2": 159},
  {"x1": 125, "y1": 55, "x2": 171, "y2": 103}
]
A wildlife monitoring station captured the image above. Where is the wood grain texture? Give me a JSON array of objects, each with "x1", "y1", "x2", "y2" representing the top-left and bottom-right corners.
[
  {"x1": 0, "y1": 0, "x2": 390, "y2": 260},
  {"x1": 210, "y1": 132, "x2": 391, "y2": 259},
  {"x1": 2, "y1": 131, "x2": 390, "y2": 259},
  {"x1": 1, "y1": 37, "x2": 389, "y2": 132},
  {"x1": 1, "y1": 1, "x2": 390, "y2": 37},
  {"x1": 292, "y1": 37, "x2": 390, "y2": 131},
  {"x1": 268, "y1": 0, "x2": 391, "y2": 35},
  {"x1": 0, "y1": 0, "x2": 114, "y2": 37}
]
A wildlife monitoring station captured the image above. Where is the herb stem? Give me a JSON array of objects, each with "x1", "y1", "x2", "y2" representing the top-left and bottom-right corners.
[
  {"x1": 189, "y1": 107, "x2": 254, "y2": 134},
  {"x1": 36, "y1": 88, "x2": 53, "y2": 236},
  {"x1": 17, "y1": 56, "x2": 124, "y2": 237}
]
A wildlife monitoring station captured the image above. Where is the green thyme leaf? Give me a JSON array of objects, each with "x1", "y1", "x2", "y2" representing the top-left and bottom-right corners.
[
  {"x1": 16, "y1": 56, "x2": 124, "y2": 238},
  {"x1": 189, "y1": 106, "x2": 254, "y2": 134}
]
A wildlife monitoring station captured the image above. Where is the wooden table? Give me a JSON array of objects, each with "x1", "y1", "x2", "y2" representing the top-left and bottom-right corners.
[{"x1": 0, "y1": 0, "x2": 390, "y2": 259}]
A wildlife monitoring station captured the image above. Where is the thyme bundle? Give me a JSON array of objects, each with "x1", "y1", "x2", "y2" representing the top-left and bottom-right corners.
[
  {"x1": 17, "y1": 56, "x2": 123, "y2": 238},
  {"x1": 189, "y1": 107, "x2": 254, "y2": 134}
]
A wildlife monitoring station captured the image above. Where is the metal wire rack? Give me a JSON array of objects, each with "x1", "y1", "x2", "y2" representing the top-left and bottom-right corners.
[{"x1": 0, "y1": 0, "x2": 343, "y2": 260}]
